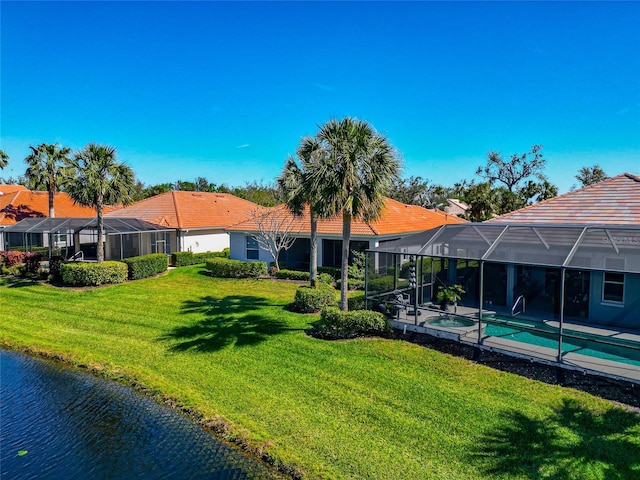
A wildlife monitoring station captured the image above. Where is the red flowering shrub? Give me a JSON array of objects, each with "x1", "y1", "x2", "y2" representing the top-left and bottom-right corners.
[{"x1": 0, "y1": 250, "x2": 24, "y2": 267}]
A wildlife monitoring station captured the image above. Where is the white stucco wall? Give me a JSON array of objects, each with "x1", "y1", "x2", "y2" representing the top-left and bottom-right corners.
[{"x1": 180, "y1": 229, "x2": 229, "y2": 253}]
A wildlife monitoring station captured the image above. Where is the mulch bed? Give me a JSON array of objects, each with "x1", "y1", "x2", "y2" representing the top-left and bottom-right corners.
[{"x1": 395, "y1": 330, "x2": 640, "y2": 412}]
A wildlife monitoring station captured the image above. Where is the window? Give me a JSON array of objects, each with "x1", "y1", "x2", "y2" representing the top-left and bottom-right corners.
[
  {"x1": 603, "y1": 272, "x2": 624, "y2": 303},
  {"x1": 246, "y1": 235, "x2": 259, "y2": 260}
]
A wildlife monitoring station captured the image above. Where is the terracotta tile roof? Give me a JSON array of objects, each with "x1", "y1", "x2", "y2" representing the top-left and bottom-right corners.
[
  {"x1": 106, "y1": 191, "x2": 259, "y2": 229},
  {"x1": 226, "y1": 197, "x2": 467, "y2": 236},
  {"x1": 489, "y1": 173, "x2": 640, "y2": 225},
  {"x1": 0, "y1": 190, "x2": 113, "y2": 226},
  {"x1": 0, "y1": 184, "x2": 29, "y2": 195}
]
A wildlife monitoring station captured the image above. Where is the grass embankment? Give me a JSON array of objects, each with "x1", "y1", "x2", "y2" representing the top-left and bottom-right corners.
[{"x1": 1, "y1": 267, "x2": 639, "y2": 479}]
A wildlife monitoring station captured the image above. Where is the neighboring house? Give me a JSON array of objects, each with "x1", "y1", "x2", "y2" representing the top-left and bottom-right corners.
[
  {"x1": 226, "y1": 198, "x2": 467, "y2": 269},
  {"x1": 444, "y1": 198, "x2": 469, "y2": 217},
  {"x1": 0, "y1": 186, "x2": 113, "y2": 251},
  {"x1": 367, "y1": 172, "x2": 640, "y2": 331},
  {"x1": 106, "y1": 191, "x2": 259, "y2": 254},
  {"x1": 488, "y1": 173, "x2": 640, "y2": 225}
]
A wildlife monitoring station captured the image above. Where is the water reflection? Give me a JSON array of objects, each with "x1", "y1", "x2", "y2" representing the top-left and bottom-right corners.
[{"x1": 0, "y1": 350, "x2": 283, "y2": 479}]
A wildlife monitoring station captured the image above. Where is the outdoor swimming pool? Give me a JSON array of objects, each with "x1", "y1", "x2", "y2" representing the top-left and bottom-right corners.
[{"x1": 482, "y1": 315, "x2": 640, "y2": 367}]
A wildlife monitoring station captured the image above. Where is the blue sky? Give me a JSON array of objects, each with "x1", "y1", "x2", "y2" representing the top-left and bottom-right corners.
[{"x1": 1, "y1": 1, "x2": 638, "y2": 194}]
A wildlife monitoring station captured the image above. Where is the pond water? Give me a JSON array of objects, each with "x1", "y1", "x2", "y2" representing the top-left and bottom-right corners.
[{"x1": 0, "y1": 350, "x2": 283, "y2": 480}]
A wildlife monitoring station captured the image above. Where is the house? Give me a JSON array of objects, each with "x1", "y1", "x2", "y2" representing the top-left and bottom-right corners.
[
  {"x1": 488, "y1": 173, "x2": 640, "y2": 225},
  {"x1": 444, "y1": 198, "x2": 469, "y2": 217},
  {"x1": 226, "y1": 198, "x2": 467, "y2": 269},
  {"x1": 366, "y1": 173, "x2": 640, "y2": 331},
  {"x1": 106, "y1": 191, "x2": 259, "y2": 254},
  {"x1": 0, "y1": 186, "x2": 114, "y2": 251}
]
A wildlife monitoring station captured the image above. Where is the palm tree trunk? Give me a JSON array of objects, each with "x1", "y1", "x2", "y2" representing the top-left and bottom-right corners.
[
  {"x1": 310, "y1": 212, "x2": 318, "y2": 288},
  {"x1": 48, "y1": 190, "x2": 55, "y2": 218},
  {"x1": 97, "y1": 198, "x2": 104, "y2": 263},
  {"x1": 340, "y1": 212, "x2": 351, "y2": 311}
]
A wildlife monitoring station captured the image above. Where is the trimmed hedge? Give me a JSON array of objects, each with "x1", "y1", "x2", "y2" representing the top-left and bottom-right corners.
[
  {"x1": 335, "y1": 278, "x2": 365, "y2": 291},
  {"x1": 367, "y1": 275, "x2": 396, "y2": 294},
  {"x1": 205, "y1": 258, "x2": 267, "y2": 278},
  {"x1": 347, "y1": 293, "x2": 366, "y2": 311},
  {"x1": 276, "y1": 269, "x2": 310, "y2": 281},
  {"x1": 317, "y1": 272, "x2": 335, "y2": 286},
  {"x1": 293, "y1": 283, "x2": 336, "y2": 313},
  {"x1": 315, "y1": 306, "x2": 391, "y2": 339},
  {"x1": 317, "y1": 266, "x2": 340, "y2": 279},
  {"x1": 122, "y1": 253, "x2": 168, "y2": 280},
  {"x1": 61, "y1": 261, "x2": 128, "y2": 286},
  {"x1": 171, "y1": 249, "x2": 229, "y2": 267}
]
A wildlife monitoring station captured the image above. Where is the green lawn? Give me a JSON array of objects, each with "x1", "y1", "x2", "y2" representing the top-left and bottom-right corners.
[{"x1": 1, "y1": 267, "x2": 638, "y2": 479}]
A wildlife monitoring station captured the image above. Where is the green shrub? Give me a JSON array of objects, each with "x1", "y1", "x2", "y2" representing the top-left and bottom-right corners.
[
  {"x1": 276, "y1": 269, "x2": 310, "y2": 281},
  {"x1": 317, "y1": 272, "x2": 335, "y2": 286},
  {"x1": 347, "y1": 293, "x2": 366, "y2": 311},
  {"x1": 48, "y1": 256, "x2": 64, "y2": 281},
  {"x1": 317, "y1": 266, "x2": 340, "y2": 279},
  {"x1": 367, "y1": 275, "x2": 396, "y2": 294},
  {"x1": 172, "y1": 250, "x2": 228, "y2": 267},
  {"x1": 122, "y1": 254, "x2": 168, "y2": 280},
  {"x1": 22, "y1": 252, "x2": 43, "y2": 276},
  {"x1": 205, "y1": 258, "x2": 267, "y2": 278},
  {"x1": 293, "y1": 283, "x2": 336, "y2": 313},
  {"x1": 335, "y1": 278, "x2": 365, "y2": 291},
  {"x1": 315, "y1": 306, "x2": 391, "y2": 339},
  {"x1": 61, "y1": 261, "x2": 128, "y2": 286}
]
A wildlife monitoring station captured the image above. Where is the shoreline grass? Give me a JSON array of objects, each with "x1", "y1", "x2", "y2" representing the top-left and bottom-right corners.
[{"x1": 2, "y1": 266, "x2": 639, "y2": 479}]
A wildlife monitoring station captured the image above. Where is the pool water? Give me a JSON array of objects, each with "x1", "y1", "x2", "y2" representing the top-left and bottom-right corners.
[
  {"x1": 483, "y1": 318, "x2": 640, "y2": 367},
  {"x1": 427, "y1": 316, "x2": 476, "y2": 328}
]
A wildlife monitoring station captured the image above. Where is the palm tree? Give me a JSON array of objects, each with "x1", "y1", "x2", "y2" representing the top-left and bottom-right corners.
[
  {"x1": 315, "y1": 117, "x2": 401, "y2": 311},
  {"x1": 66, "y1": 143, "x2": 135, "y2": 263},
  {"x1": 24, "y1": 143, "x2": 72, "y2": 218},
  {"x1": 278, "y1": 136, "x2": 327, "y2": 287},
  {"x1": 0, "y1": 149, "x2": 8, "y2": 169}
]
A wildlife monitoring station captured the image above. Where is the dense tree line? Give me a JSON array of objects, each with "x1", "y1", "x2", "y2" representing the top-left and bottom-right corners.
[
  {"x1": 1, "y1": 145, "x2": 613, "y2": 220},
  {"x1": 386, "y1": 148, "x2": 612, "y2": 222}
]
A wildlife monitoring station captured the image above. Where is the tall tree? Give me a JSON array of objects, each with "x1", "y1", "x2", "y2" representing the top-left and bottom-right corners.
[
  {"x1": 143, "y1": 183, "x2": 173, "y2": 198},
  {"x1": 24, "y1": 143, "x2": 72, "y2": 218},
  {"x1": 0, "y1": 149, "x2": 8, "y2": 169},
  {"x1": 278, "y1": 136, "x2": 328, "y2": 287},
  {"x1": 477, "y1": 145, "x2": 546, "y2": 192},
  {"x1": 231, "y1": 180, "x2": 283, "y2": 206},
  {"x1": 315, "y1": 117, "x2": 401, "y2": 311},
  {"x1": 66, "y1": 144, "x2": 135, "y2": 262},
  {"x1": 575, "y1": 165, "x2": 609, "y2": 188},
  {"x1": 473, "y1": 145, "x2": 557, "y2": 216}
]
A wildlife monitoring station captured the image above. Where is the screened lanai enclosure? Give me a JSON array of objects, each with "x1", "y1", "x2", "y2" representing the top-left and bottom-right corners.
[
  {"x1": 2, "y1": 217, "x2": 175, "y2": 260},
  {"x1": 365, "y1": 223, "x2": 640, "y2": 382}
]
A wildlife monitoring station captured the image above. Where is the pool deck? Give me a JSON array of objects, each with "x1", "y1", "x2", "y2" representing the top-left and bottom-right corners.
[{"x1": 392, "y1": 304, "x2": 640, "y2": 383}]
